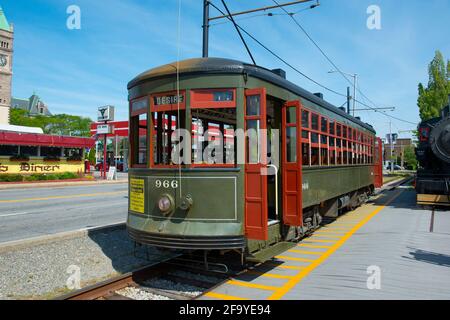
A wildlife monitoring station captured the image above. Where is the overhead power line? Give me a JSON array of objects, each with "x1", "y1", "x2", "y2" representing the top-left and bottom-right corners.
[
  {"x1": 270, "y1": 0, "x2": 417, "y2": 126},
  {"x1": 209, "y1": 1, "x2": 346, "y2": 98},
  {"x1": 210, "y1": 1, "x2": 417, "y2": 126}
]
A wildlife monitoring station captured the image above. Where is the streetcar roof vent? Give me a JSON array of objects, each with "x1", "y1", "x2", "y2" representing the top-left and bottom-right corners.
[
  {"x1": 314, "y1": 92, "x2": 324, "y2": 99},
  {"x1": 355, "y1": 116, "x2": 361, "y2": 121},
  {"x1": 271, "y1": 68, "x2": 286, "y2": 79},
  {"x1": 338, "y1": 107, "x2": 346, "y2": 113}
]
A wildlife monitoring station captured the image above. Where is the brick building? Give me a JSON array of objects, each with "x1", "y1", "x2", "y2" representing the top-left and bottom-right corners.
[{"x1": 384, "y1": 138, "x2": 414, "y2": 167}]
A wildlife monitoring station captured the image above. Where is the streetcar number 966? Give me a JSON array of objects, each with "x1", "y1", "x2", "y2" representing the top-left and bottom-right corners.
[{"x1": 155, "y1": 180, "x2": 178, "y2": 189}]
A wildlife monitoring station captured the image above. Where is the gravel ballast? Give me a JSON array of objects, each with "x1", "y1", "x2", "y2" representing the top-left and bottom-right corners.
[{"x1": 0, "y1": 226, "x2": 174, "y2": 300}]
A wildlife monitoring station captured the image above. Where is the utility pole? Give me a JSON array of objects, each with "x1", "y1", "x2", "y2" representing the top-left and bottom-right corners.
[
  {"x1": 202, "y1": 0, "x2": 210, "y2": 58},
  {"x1": 347, "y1": 86, "x2": 351, "y2": 114},
  {"x1": 389, "y1": 121, "x2": 394, "y2": 173},
  {"x1": 328, "y1": 70, "x2": 357, "y2": 116}
]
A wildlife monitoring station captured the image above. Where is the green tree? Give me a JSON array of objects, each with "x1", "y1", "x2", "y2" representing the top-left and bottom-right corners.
[
  {"x1": 87, "y1": 148, "x2": 96, "y2": 165},
  {"x1": 403, "y1": 146, "x2": 418, "y2": 170},
  {"x1": 417, "y1": 50, "x2": 450, "y2": 121},
  {"x1": 10, "y1": 109, "x2": 93, "y2": 137}
]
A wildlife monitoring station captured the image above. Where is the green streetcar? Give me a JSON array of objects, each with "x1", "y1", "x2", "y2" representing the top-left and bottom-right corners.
[{"x1": 126, "y1": 57, "x2": 383, "y2": 263}]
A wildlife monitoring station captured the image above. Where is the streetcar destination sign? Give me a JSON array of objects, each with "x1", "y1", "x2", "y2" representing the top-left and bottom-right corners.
[{"x1": 153, "y1": 94, "x2": 184, "y2": 106}]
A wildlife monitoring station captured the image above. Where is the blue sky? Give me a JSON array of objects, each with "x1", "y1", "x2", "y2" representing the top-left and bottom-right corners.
[{"x1": 2, "y1": 0, "x2": 450, "y2": 139}]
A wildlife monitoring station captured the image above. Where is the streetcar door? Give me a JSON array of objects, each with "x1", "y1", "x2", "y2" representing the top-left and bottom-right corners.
[
  {"x1": 244, "y1": 88, "x2": 268, "y2": 241},
  {"x1": 374, "y1": 137, "x2": 383, "y2": 188},
  {"x1": 282, "y1": 100, "x2": 303, "y2": 226}
]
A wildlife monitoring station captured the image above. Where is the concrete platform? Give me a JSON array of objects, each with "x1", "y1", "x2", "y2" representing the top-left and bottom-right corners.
[{"x1": 202, "y1": 186, "x2": 450, "y2": 300}]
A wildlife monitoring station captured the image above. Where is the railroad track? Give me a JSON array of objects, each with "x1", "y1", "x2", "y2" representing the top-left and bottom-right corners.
[
  {"x1": 58, "y1": 177, "x2": 414, "y2": 301},
  {"x1": 57, "y1": 254, "x2": 238, "y2": 300}
]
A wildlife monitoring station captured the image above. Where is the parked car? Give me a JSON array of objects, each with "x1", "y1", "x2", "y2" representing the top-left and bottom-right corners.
[
  {"x1": 95, "y1": 162, "x2": 109, "y2": 172},
  {"x1": 95, "y1": 161, "x2": 124, "y2": 172}
]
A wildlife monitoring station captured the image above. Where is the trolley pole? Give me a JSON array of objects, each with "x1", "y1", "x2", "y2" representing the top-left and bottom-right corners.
[{"x1": 202, "y1": 0, "x2": 210, "y2": 58}]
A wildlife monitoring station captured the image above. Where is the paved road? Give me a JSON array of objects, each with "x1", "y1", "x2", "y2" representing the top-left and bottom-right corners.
[{"x1": 0, "y1": 183, "x2": 128, "y2": 244}]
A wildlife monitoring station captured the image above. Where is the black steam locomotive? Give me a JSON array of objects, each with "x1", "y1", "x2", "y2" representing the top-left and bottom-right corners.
[{"x1": 416, "y1": 98, "x2": 450, "y2": 206}]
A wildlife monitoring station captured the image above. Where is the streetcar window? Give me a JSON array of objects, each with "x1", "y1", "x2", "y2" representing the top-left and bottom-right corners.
[
  {"x1": 130, "y1": 97, "x2": 149, "y2": 167},
  {"x1": 311, "y1": 133, "x2": 319, "y2": 144},
  {"x1": 329, "y1": 121, "x2": 335, "y2": 135},
  {"x1": 329, "y1": 137, "x2": 335, "y2": 147},
  {"x1": 130, "y1": 112, "x2": 148, "y2": 166},
  {"x1": 337, "y1": 149, "x2": 342, "y2": 165},
  {"x1": 321, "y1": 148, "x2": 328, "y2": 166},
  {"x1": 343, "y1": 148, "x2": 348, "y2": 165},
  {"x1": 191, "y1": 107, "x2": 236, "y2": 165},
  {"x1": 311, "y1": 147, "x2": 319, "y2": 166},
  {"x1": 311, "y1": 114, "x2": 319, "y2": 131},
  {"x1": 286, "y1": 107, "x2": 297, "y2": 124},
  {"x1": 302, "y1": 130, "x2": 309, "y2": 140},
  {"x1": 343, "y1": 126, "x2": 347, "y2": 139},
  {"x1": 286, "y1": 127, "x2": 297, "y2": 163},
  {"x1": 247, "y1": 95, "x2": 260, "y2": 116},
  {"x1": 321, "y1": 117, "x2": 328, "y2": 133},
  {"x1": 152, "y1": 111, "x2": 186, "y2": 166},
  {"x1": 330, "y1": 149, "x2": 336, "y2": 165},
  {"x1": 337, "y1": 124, "x2": 342, "y2": 137},
  {"x1": 321, "y1": 135, "x2": 327, "y2": 145},
  {"x1": 302, "y1": 110, "x2": 309, "y2": 128},
  {"x1": 302, "y1": 143, "x2": 310, "y2": 166}
]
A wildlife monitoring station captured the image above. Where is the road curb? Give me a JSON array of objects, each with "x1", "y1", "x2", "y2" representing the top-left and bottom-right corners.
[{"x1": 0, "y1": 222, "x2": 126, "y2": 254}]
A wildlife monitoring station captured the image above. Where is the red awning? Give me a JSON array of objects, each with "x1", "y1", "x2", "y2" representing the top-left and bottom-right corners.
[{"x1": 0, "y1": 131, "x2": 95, "y2": 148}]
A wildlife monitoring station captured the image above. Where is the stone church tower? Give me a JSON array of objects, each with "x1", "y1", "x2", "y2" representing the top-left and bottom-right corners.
[{"x1": 0, "y1": 6, "x2": 13, "y2": 125}]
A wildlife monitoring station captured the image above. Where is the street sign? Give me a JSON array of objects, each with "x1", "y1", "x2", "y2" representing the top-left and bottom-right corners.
[
  {"x1": 98, "y1": 106, "x2": 115, "y2": 122},
  {"x1": 97, "y1": 124, "x2": 112, "y2": 135},
  {"x1": 386, "y1": 133, "x2": 398, "y2": 144}
]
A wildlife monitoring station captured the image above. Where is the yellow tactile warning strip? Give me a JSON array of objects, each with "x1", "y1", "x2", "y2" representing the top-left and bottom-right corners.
[{"x1": 204, "y1": 189, "x2": 404, "y2": 300}]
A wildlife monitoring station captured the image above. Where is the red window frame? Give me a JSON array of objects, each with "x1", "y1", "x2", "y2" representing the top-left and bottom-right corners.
[
  {"x1": 130, "y1": 95, "x2": 150, "y2": 169},
  {"x1": 191, "y1": 88, "x2": 236, "y2": 109},
  {"x1": 149, "y1": 91, "x2": 186, "y2": 168},
  {"x1": 190, "y1": 88, "x2": 237, "y2": 168}
]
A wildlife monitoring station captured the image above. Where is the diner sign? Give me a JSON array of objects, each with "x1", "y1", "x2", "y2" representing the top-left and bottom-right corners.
[{"x1": 0, "y1": 159, "x2": 84, "y2": 175}]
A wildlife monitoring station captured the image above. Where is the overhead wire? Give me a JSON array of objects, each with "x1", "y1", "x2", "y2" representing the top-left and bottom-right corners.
[{"x1": 270, "y1": 0, "x2": 417, "y2": 126}]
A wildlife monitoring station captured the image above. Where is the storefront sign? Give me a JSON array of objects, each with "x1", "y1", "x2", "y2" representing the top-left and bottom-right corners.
[
  {"x1": 0, "y1": 158, "x2": 84, "y2": 174},
  {"x1": 97, "y1": 124, "x2": 113, "y2": 135},
  {"x1": 98, "y1": 105, "x2": 115, "y2": 122}
]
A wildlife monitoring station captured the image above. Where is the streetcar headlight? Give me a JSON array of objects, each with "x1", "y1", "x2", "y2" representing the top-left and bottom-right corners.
[{"x1": 158, "y1": 196, "x2": 172, "y2": 213}]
